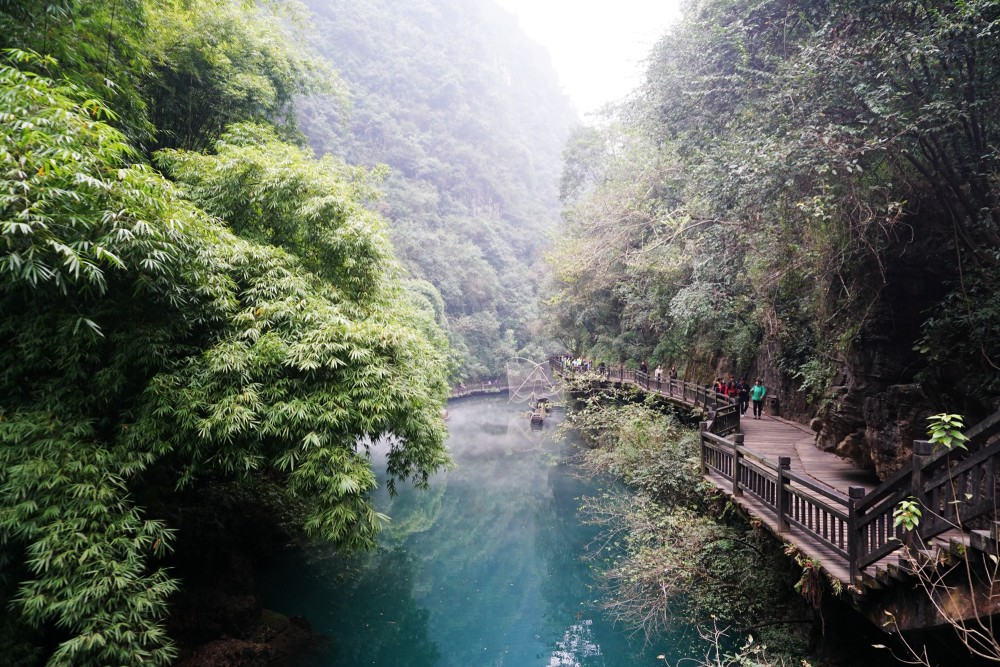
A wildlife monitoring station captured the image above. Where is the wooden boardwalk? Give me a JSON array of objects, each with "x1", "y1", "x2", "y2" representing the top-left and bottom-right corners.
[
  {"x1": 736, "y1": 413, "x2": 880, "y2": 494},
  {"x1": 615, "y1": 371, "x2": 877, "y2": 494},
  {"x1": 702, "y1": 413, "x2": 873, "y2": 583},
  {"x1": 603, "y1": 369, "x2": 1000, "y2": 590},
  {"x1": 612, "y1": 374, "x2": 876, "y2": 583}
]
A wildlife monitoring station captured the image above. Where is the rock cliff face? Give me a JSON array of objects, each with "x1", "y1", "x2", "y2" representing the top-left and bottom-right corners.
[
  {"x1": 766, "y1": 255, "x2": 957, "y2": 480},
  {"x1": 721, "y1": 339, "x2": 936, "y2": 481},
  {"x1": 812, "y1": 381, "x2": 931, "y2": 480}
]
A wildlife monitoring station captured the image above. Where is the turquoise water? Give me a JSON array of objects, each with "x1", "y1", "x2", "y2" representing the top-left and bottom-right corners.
[{"x1": 259, "y1": 396, "x2": 664, "y2": 666}]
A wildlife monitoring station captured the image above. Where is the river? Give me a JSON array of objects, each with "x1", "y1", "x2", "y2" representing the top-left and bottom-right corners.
[{"x1": 258, "y1": 395, "x2": 675, "y2": 666}]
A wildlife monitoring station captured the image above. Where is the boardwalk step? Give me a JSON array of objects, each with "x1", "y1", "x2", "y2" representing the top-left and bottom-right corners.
[
  {"x1": 897, "y1": 555, "x2": 920, "y2": 576},
  {"x1": 947, "y1": 536, "x2": 973, "y2": 561},
  {"x1": 895, "y1": 548, "x2": 946, "y2": 575},
  {"x1": 860, "y1": 571, "x2": 885, "y2": 591},
  {"x1": 969, "y1": 530, "x2": 999, "y2": 556},
  {"x1": 885, "y1": 559, "x2": 911, "y2": 582},
  {"x1": 924, "y1": 547, "x2": 947, "y2": 566}
]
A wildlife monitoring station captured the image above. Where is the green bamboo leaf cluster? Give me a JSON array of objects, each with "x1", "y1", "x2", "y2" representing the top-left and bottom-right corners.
[{"x1": 1, "y1": 53, "x2": 449, "y2": 665}]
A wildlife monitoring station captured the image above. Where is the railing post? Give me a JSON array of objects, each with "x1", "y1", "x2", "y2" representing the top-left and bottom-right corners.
[
  {"x1": 911, "y1": 440, "x2": 932, "y2": 497},
  {"x1": 848, "y1": 486, "x2": 866, "y2": 584},
  {"x1": 733, "y1": 433, "x2": 744, "y2": 497},
  {"x1": 699, "y1": 421, "x2": 709, "y2": 475},
  {"x1": 909, "y1": 439, "x2": 933, "y2": 550},
  {"x1": 776, "y1": 456, "x2": 790, "y2": 534}
]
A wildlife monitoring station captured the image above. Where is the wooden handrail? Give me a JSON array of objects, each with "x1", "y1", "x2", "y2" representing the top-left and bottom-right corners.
[
  {"x1": 697, "y1": 385, "x2": 1000, "y2": 582},
  {"x1": 554, "y1": 360, "x2": 1000, "y2": 586}
]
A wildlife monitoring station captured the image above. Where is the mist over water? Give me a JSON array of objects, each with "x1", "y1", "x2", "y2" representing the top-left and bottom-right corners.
[{"x1": 259, "y1": 396, "x2": 666, "y2": 666}]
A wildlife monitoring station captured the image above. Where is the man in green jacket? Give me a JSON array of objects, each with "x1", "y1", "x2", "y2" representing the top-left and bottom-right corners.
[{"x1": 750, "y1": 379, "x2": 766, "y2": 420}]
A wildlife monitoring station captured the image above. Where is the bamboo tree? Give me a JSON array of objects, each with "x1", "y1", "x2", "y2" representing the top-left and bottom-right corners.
[{"x1": 1, "y1": 57, "x2": 450, "y2": 665}]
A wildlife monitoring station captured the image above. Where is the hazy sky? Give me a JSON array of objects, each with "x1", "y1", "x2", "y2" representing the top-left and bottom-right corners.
[{"x1": 494, "y1": 0, "x2": 683, "y2": 116}]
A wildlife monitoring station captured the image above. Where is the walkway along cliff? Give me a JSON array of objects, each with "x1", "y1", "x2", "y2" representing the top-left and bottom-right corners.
[{"x1": 558, "y1": 362, "x2": 1000, "y2": 634}]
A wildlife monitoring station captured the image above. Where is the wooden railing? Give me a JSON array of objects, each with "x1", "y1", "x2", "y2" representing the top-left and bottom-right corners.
[
  {"x1": 565, "y1": 361, "x2": 737, "y2": 413},
  {"x1": 707, "y1": 414, "x2": 1000, "y2": 583},
  {"x1": 708, "y1": 402, "x2": 741, "y2": 437},
  {"x1": 553, "y1": 358, "x2": 1000, "y2": 584},
  {"x1": 853, "y1": 420, "x2": 1000, "y2": 575},
  {"x1": 700, "y1": 431, "x2": 854, "y2": 564}
]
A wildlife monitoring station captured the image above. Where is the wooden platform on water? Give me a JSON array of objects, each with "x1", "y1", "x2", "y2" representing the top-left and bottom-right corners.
[
  {"x1": 703, "y1": 413, "x2": 876, "y2": 583},
  {"x1": 603, "y1": 370, "x2": 998, "y2": 594}
]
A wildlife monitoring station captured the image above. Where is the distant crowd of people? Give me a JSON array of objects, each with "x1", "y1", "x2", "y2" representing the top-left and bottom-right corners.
[
  {"x1": 649, "y1": 363, "x2": 678, "y2": 390},
  {"x1": 558, "y1": 355, "x2": 593, "y2": 372},
  {"x1": 558, "y1": 353, "x2": 769, "y2": 420},
  {"x1": 712, "y1": 376, "x2": 768, "y2": 418}
]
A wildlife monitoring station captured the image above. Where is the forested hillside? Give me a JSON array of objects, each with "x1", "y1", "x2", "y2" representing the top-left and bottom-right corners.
[
  {"x1": 0, "y1": 1, "x2": 470, "y2": 663},
  {"x1": 547, "y1": 0, "x2": 1000, "y2": 478},
  {"x1": 296, "y1": 0, "x2": 576, "y2": 380}
]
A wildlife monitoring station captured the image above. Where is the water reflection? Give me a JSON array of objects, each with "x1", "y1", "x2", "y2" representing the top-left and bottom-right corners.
[
  {"x1": 550, "y1": 621, "x2": 602, "y2": 666},
  {"x1": 260, "y1": 396, "x2": 648, "y2": 666}
]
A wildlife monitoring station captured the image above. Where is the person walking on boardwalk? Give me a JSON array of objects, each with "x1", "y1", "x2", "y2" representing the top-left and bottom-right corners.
[
  {"x1": 654, "y1": 364, "x2": 663, "y2": 385},
  {"x1": 738, "y1": 378, "x2": 750, "y2": 415},
  {"x1": 750, "y1": 379, "x2": 766, "y2": 419}
]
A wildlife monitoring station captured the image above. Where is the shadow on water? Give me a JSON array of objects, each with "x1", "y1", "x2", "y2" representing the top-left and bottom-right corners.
[{"x1": 259, "y1": 396, "x2": 672, "y2": 666}]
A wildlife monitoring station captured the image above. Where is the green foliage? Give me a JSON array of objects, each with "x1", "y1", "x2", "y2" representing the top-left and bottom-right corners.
[
  {"x1": 562, "y1": 391, "x2": 706, "y2": 508},
  {"x1": 156, "y1": 122, "x2": 391, "y2": 301},
  {"x1": 564, "y1": 397, "x2": 805, "y2": 651},
  {"x1": 791, "y1": 358, "x2": 835, "y2": 406},
  {"x1": 915, "y1": 261, "x2": 1000, "y2": 398},
  {"x1": 0, "y1": 0, "x2": 154, "y2": 144},
  {"x1": 0, "y1": 55, "x2": 166, "y2": 295},
  {"x1": 893, "y1": 496, "x2": 923, "y2": 532},
  {"x1": 0, "y1": 416, "x2": 180, "y2": 666},
  {"x1": 0, "y1": 0, "x2": 335, "y2": 153},
  {"x1": 297, "y1": 0, "x2": 576, "y2": 379},
  {"x1": 143, "y1": 0, "x2": 338, "y2": 151},
  {"x1": 1, "y1": 57, "x2": 196, "y2": 666},
  {"x1": 1, "y1": 58, "x2": 450, "y2": 664},
  {"x1": 926, "y1": 413, "x2": 969, "y2": 452},
  {"x1": 547, "y1": 0, "x2": 1000, "y2": 412},
  {"x1": 545, "y1": 118, "x2": 696, "y2": 365},
  {"x1": 787, "y1": 549, "x2": 825, "y2": 610},
  {"x1": 657, "y1": 622, "x2": 810, "y2": 667}
]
